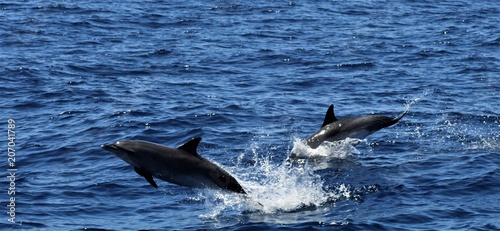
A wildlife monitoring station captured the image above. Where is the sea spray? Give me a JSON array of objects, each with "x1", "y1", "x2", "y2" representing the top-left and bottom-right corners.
[
  {"x1": 290, "y1": 137, "x2": 362, "y2": 160},
  {"x1": 199, "y1": 138, "x2": 362, "y2": 217}
]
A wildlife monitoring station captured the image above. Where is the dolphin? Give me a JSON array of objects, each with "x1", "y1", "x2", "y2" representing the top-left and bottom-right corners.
[
  {"x1": 288, "y1": 104, "x2": 407, "y2": 161},
  {"x1": 101, "y1": 137, "x2": 246, "y2": 194}
]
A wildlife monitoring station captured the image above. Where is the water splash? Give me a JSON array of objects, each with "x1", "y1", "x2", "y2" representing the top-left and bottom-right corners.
[
  {"x1": 404, "y1": 90, "x2": 434, "y2": 111},
  {"x1": 290, "y1": 137, "x2": 362, "y2": 160},
  {"x1": 198, "y1": 138, "x2": 362, "y2": 218},
  {"x1": 467, "y1": 132, "x2": 500, "y2": 152},
  {"x1": 241, "y1": 165, "x2": 332, "y2": 213}
]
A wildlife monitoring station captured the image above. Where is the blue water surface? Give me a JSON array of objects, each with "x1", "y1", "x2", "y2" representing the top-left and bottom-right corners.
[{"x1": 1, "y1": 0, "x2": 499, "y2": 230}]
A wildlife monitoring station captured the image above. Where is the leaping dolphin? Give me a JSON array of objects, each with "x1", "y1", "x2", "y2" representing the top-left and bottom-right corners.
[
  {"x1": 288, "y1": 104, "x2": 407, "y2": 161},
  {"x1": 101, "y1": 137, "x2": 246, "y2": 194}
]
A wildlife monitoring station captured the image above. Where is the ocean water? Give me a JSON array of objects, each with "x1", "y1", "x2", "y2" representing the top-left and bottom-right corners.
[{"x1": 1, "y1": 0, "x2": 499, "y2": 230}]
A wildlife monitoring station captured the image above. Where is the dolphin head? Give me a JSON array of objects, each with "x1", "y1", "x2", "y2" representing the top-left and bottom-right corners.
[
  {"x1": 101, "y1": 141, "x2": 148, "y2": 169},
  {"x1": 102, "y1": 140, "x2": 168, "y2": 188}
]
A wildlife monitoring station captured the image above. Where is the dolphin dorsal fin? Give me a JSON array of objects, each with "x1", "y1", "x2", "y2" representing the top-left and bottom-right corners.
[
  {"x1": 321, "y1": 104, "x2": 338, "y2": 127},
  {"x1": 178, "y1": 137, "x2": 202, "y2": 156}
]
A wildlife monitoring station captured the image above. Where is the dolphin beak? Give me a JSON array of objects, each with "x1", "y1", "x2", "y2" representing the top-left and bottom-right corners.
[
  {"x1": 101, "y1": 143, "x2": 142, "y2": 174},
  {"x1": 101, "y1": 144, "x2": 118, "y2": 152}
]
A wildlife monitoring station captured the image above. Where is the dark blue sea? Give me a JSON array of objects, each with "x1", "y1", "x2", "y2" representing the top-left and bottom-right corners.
[{"x1": 1, "y1": 1, "x2": 499, "y2": 230}]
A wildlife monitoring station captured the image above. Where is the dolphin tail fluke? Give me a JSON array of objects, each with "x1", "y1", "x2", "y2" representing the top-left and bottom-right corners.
[
  {"x1": 134, "y1": 167, "x2": 158, "y2": 188},
  {"x1": 377, "y1": 110, "x2": 408, "y2": 129},
  {"x1": 385, "y1": 110, "x2": 408, "y2": 127},
  {"x1": 394, "y1": 110, "x2": 408, "y2": 122}
]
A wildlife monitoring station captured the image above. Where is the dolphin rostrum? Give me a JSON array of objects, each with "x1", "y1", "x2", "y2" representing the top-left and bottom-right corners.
[
  {"x1": 101, "y1": 137, "x2": 246, "y2": 194},
  {"x1": 288, "y1": 104, "x2": 407, "y2": 161}
]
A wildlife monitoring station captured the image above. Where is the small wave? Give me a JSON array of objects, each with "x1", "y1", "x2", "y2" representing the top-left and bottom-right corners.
[
  {"x1": 482, "y1": 37, "x2": 500, "y2": 47},
  {"x1": 137, "y1": 48, "x2": 173, "y2": 58},
  {"x1": 335, "y1": 61, "x2": 375, "y2": 69}
]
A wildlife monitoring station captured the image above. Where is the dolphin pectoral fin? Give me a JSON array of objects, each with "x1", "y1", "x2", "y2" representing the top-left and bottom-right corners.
[
  {"x1": 144, "y1": 174, "x2": 158, "y2": 188},
  {"x1": 321, "y1": 104, "x2": 338, "y2": 127},
  {"x1": 134, "y1": 167, "x2": 158, "y2": 188},
  {"x1": 177, "y1": 137, "x2": 202, "y2": 158}
]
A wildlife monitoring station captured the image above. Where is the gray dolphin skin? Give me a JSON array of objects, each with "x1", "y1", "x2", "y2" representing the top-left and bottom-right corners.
[
  {"x1": 288, "y1": 104, "x2": 407, "y2": 160},
  {"x1": 101, "y1": 137, "x2": 246, "y2": 194}
]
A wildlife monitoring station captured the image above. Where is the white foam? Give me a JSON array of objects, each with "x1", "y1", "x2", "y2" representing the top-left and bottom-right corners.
[
  {"x1": 198, "y1": 137, "x2": 363, "y2": 217},
  {"x1": 468, "y1": 135, "x2": 500, "y2": 151},
  {"x1": 290, "y1": 137, "x2": 362, "y2": 160}
]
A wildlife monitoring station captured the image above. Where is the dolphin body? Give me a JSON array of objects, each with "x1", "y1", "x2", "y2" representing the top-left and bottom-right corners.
[
  {"x1": 288, "y1": 104, "x2": 407, "y2": 161},
  {"x1": 101, "y1": 137, "x2": 246, "y2": 194}
]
